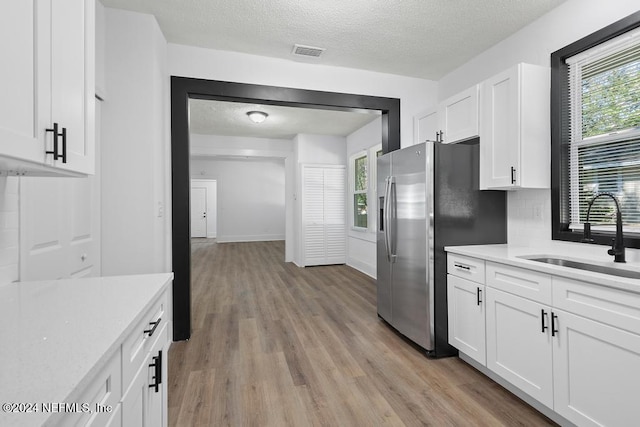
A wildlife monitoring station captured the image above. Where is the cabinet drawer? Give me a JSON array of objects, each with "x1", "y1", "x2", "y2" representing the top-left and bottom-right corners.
[
  {"x1": 486, "y1": 262, "x2": 551, "y2": 305},
  {"x1": 552, "y1": 277, "x2": 640, "y2": 335},
  {"x1": 447, "y1": 253, "x2": 485, "y2": 284},
  {"x1": 56, "y1": 348, "x2": 122, "y2": 427},
  {"x1": 122, "y1": 290, "x2": 168, "y2": 389}
]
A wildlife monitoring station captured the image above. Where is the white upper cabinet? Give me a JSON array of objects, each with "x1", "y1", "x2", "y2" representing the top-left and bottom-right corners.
[
  {"x1": 438, "y1": 85, "x2": 479, "y2": 144},
  {"x1": 414, "y1": 106, "x2": 439, "y2": 144},
  {"x1": 479, "y1": 63, "x2": 549, "y2": 190},
  {"x1": 414, "y1": 85, "x2": 479, "y2": 145},
  {"x1": 0, "y1": 0, "x2": 95, "y2": 176}
]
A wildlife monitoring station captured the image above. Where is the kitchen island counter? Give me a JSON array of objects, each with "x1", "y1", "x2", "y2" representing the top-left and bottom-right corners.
[{"x1": 0, "y1": 273, "x2": 173, "y2": 427}]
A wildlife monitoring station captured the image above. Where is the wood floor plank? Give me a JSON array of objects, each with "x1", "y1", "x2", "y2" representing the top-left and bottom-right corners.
[{"x1": 169, "y1": 240, "x2": 556, "y2": 426}]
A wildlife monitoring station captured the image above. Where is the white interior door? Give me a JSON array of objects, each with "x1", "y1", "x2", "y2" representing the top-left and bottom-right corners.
[{"x1": 190, "y1": 187, "x2": 207, "y2": 238}]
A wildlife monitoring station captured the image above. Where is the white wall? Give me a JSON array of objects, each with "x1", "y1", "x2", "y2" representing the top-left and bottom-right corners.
[
  {"x1": 437, "y1": 0, "x2": 640, "y2": 248},
  {"x1": 0, "y1": 177, "x2": 19, "y2": 285},
  {"x1": 168, "y1": 44, "x2": 437, "y2": 149},
  {"x1": 345, "y1": 118, "x2": 382, "y2": 277},
  {"x1": 101, "y1": 8, "x2": 171, "y2": 275},
  {"x1": 191, "y1": 157, "x2": 286, "y2": 243}
]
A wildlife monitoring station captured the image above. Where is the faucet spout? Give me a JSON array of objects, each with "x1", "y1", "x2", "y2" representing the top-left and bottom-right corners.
[{"x1": 583, "y1": 193, "x2": 626, "y2": 263}]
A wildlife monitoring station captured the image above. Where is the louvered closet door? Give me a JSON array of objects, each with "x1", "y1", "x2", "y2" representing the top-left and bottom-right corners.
[
  {"x1": 301, "y1": 165, "x2": 346, "y2": 266},
  {"x1": 323, "y1": 167, "x2": 346, "y2": 264},
  {"x1": 302, "y1": 166, "x2": 325, "y2": 265}
]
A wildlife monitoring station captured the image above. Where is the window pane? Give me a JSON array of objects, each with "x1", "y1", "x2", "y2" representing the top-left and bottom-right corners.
[
  {"x1": 581, "y1": 46, "x2": 640, "y2": 138},
  {"x1": 354, "y1": 194, "x2": 367, "y2": 228},
  {"x1": 577, "y1": 137, "x2": 640, "y2": 226},
  {"x1": 376, "y1": 149, "x2": 383, "y2": 157},
  {"x1": 354, "y1": 155, "x2": 367, "y2": 191}
]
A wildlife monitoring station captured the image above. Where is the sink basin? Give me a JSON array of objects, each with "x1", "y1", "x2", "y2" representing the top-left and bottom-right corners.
[{"x1": 522, "y1": 256, "x2": 640, "y2": 280}]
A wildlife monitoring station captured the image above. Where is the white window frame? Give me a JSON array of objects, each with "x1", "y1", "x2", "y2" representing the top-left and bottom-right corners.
[
  {"x1": 350, "y1": 150, "x2": 368, "y2": 231},
  {"x1": 349, "y1": 144, "x2": 382, "y2": 232}
]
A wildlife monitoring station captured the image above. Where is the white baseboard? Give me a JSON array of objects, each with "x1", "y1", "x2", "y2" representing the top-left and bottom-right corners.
[
  {"x1": 347, "y1": 257, "x2": 376, "y2": 279},
  {"x1": 216, "y1": 234, "x2": 285, "y2": 243}
]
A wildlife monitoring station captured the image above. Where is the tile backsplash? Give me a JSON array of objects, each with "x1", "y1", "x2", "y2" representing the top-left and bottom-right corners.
[
  {"x1": 507, "y1": 189, "x2": 552, "y2": 247},
  {"x1": 0, "y1": 176, "x2": 19, "y2": 285}
]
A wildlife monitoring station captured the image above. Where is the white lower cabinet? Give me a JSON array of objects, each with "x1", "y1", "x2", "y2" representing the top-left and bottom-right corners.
[
  {"x1": 57, "y1": 288, "x2": 170, "y2": 427},
  {"x1": 485, "y1": 287, "x2": 553, "y2": 409},
  {"x1": 553, "y1": 309, "x2": 640, "y2": 426},
  {"x1": 447, "y1": 274, "x2": 486, "y2": 365},
  {"x1": 446, "y1": 252, "x2": 640, "y2": 425},
  {"x1": 122, "y1": 323, "x2": 168, "y2": 427}
]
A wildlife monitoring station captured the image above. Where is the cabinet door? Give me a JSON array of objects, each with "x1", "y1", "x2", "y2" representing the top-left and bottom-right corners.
[
  {"x1": 50, "y1": 0, "x2": 95, "y2": 174},
  {"x1": 323, "y1": 167, "x2": 346, "y2": 265},
  {"x1": 479, "y1": 66, "x2": 520, "y2": 189},
  {"x1": 447, "y1": 275, "x2": 486, "y2": 365},
  {"x1": 486, "y1": 287, "x2": 553, "y2": 408},
  {"x1": 438, "y1": 85, "x2": 479, "y2": 144},
  {"x1": 414, "y1": 107, "x2": 439, "y2": 144},
  {"x1": 553, "y1": 310, "x2": 640, "y2": 427},
  {"x1": 122, "y1": 361, "x2": 146, "y2": 427},
  {"x1": 0, "y1": 0, "x2": 45, "y2": 164},
  {"x1": 20, "y1": 173, "x2": 99, "y2": 280}
]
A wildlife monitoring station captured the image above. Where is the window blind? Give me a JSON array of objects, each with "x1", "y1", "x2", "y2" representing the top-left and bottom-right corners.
[{"x1": 567, "y1": 27, "x2": 640, "y2": 232}]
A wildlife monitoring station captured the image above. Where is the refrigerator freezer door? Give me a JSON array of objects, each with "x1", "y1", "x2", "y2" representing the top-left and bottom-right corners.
[
  {"x1": 390, "y1": 144, "x2": 429, "y2": 349},
  {"x1": 376, "y1": 153, "x2": 392, "y2": 322}
]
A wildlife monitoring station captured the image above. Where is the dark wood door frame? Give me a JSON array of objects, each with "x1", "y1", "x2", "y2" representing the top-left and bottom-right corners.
[{"x1": 170, "y1": 76, "x2": 401, "y2": 340}]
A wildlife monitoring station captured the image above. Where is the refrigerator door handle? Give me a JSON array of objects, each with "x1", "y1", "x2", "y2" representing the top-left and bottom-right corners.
[
  {"x1": 387, "y1": 176, "x2": 397, "y2": 263},
  {"x1": 384, "y1": 176, "x2": 392, "y2": 262}
]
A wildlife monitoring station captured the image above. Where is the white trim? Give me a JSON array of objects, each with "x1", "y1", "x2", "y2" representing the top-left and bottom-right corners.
[
  {"x1": 216, "y1": 234, "x2": 285, "y2": 243},
  {"x1": 347, "y1": 258, "x2": 376, "y2": 279}
]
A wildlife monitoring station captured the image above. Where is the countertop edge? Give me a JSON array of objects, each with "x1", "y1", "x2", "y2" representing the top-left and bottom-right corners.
[{"x1": 444, "y1": 244, "x2": 640, "y2": 294}]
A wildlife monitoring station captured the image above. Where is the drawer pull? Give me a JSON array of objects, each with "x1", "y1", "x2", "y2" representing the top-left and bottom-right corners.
[
  {"x1": 454, "y1": 263, "x2": 471, "y2": 271},
  {"x1": 541, "y1": 309, "x2": 548, "y2": 333},
  {"x1": 149, "y1": 350, "x2": 162, "y2": 393},
  {"x1": 144, "y1": 317, "x2": 161, "y2": 337}
]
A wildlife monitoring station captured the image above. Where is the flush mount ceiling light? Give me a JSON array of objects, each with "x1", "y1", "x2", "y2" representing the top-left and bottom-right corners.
[{"x1": 246, "y1": 111, "x2": 268, "y2": 124}]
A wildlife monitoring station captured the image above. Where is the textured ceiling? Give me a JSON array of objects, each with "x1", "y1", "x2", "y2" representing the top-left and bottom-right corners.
[
  {"x1": 189, "y1": 99, "x2": 381, "y2": 139},
  {"x1": 101, "y1": 0, "x2": 565, "y2": 80},
  {"x1": 102, "y1": 0, "x2": 566, "y2": 139}
]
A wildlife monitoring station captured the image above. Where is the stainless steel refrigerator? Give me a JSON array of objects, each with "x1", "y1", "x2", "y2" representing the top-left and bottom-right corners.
[{"x1": 377, "y1": 139, "x2": 506, "y2": 357}]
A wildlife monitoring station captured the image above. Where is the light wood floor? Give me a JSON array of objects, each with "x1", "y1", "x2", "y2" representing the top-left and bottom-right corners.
[{"x1": 168, "y1": 240, "x2": 555, "y2": 426}]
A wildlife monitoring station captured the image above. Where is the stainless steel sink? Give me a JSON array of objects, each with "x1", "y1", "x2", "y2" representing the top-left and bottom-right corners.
[{"x1": 522, "y1": 256, "x2": 640, "y2": 279}]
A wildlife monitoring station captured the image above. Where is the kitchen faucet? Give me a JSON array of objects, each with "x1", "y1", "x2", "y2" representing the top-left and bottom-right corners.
[{"x1": 581, "y1": 193, "x2": 626, "y2": 263}]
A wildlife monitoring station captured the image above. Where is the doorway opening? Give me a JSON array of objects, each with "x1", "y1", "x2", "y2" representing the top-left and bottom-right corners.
[
  {"x1": 171, "y1": 77, "x2": 400, "y2": 340},
  {"x1": 190, "y1": 179, "x2": 217, "y2": 240}
]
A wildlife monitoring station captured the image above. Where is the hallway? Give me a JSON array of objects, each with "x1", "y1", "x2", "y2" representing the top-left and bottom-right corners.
[{"x1": 168, "y1": 240, "x2": 554, "y2": 426}]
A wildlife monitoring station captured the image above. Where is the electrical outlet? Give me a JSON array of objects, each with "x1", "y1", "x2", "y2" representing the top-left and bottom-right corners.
[{"x1": 533, "y1": 204, "x2": 543, "y2": 220}]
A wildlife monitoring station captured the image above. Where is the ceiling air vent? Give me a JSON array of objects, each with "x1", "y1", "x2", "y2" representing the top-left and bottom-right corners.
[{"x1": 292, "y1": 44, "x2": 325, "y2": 58}]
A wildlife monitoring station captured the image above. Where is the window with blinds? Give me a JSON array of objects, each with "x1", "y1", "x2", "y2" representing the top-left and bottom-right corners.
[{"x1": 567, "y1": 27, "x2": 640, "y2": 232}]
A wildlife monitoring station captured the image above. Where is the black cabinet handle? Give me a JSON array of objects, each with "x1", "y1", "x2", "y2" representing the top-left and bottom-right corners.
[
  {"x1": 144, "y1": 317, "x2": 161, "y2": 337},
  {"x1": 541, "y1": 309, "x2": 548, "y2": 333},
  {"x1": 148, "y1": 350, "x2": 162, "y2": 393},
  {"x1": 454, "y1": 263, "x2": 470, "y2": 271},
  {"x1": 476, "y1": 288, "x2": 482, "y2": 306},
  {"x1": 551, "y1": 313, "x2": 559, "y2": 337},
  {"x1": 45, "y1": 123, "x2": 67, "y2": 164},
  {"x1": 510, "y1": 166, "x2": 516, "y2": 184}
]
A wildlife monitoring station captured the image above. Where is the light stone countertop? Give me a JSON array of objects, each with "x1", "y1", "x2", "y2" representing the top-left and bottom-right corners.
[
  {"x1": 445, "y1": 242, "x2": 640, "y2": 294},
  {"x1": 0, "y1": 273, "x2": 173, "y2": 427}
]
